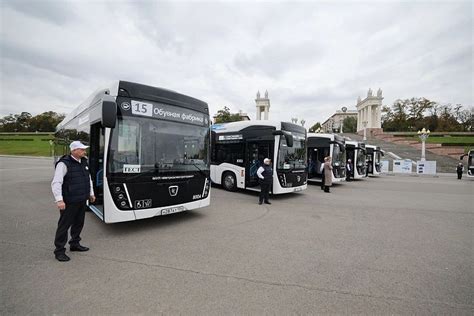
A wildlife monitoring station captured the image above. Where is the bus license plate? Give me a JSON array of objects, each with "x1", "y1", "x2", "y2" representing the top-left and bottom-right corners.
[
  {"x1": 161, "y1": 206, "x2": 185, "y2": 215},
  {"x1": 293, "y1": 187, "x2": 302, "y2": 192}
]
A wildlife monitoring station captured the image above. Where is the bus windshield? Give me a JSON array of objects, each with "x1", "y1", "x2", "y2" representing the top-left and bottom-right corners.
[
  {"x1": 356, "y1": 149, "x2": 366, "y2": 168},
  {"x1": 108, "y1": 115, "x2": 209, "y2": 174},
  {"x1": 277, "y1": 133, "x2": 306, "y2": 170},
  {"x1": 332, "y1": 143, "x2": 345, "y2": 165},
  {"x1": 376, "y1": 152, "x2": 382, "y2": 164}
]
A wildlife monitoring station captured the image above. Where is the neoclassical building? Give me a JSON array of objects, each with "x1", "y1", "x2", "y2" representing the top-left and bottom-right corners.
[
  {"x1": 321, "y1": 109, "x2": 358, "y2": 133},
  {"x1": 255, "y1": 90, "x2": 270, "y2": 120},
  {"x1": 356, "y1": 88, "x2": 383, "y2": 134}
]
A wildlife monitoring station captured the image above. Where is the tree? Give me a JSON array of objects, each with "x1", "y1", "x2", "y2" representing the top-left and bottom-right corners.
[
  {"x1": 0, "y1": 111, "x2": 65, "y2": 132},
  {"x1": 29, "y1": 111, "x2": 65, "y2": 132},
  {"x1": 213, "y1": 106, "x2": 243, "y2": 124},
  {"x1": 0, "y1": 112, "x2": 32, "y2": 132},
  {"x1": 342, "y1": 116, "x2": 357, "y2": 133},
  {"x1": 309, "y1": 122, "x2": 321, "y2": 132}
]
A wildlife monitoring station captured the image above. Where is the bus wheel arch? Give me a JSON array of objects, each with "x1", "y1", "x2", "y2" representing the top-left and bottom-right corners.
[{"x1": 222, "y1": 171, "x2": 237, "y2": 191}]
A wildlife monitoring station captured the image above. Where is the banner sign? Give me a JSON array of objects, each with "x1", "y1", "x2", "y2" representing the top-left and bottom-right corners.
[
  {"x1": 381, "y1": 160, "x2": 389, "y2": 173},
  {"x1": 416, "y1": 161, "x2": 436, "y2": 175},
  {"x1": 393, "y1": 159, "x2": 412, "y2": 173}
]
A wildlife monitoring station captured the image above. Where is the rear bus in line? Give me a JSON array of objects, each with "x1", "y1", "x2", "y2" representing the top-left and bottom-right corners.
[
  {"x1": 210, "y1": 121, "x2": 307, "y2": 194},
  {"x1": 460, "y1": 149, "x2": 474, "y2": 178},
  {"x1": 307, "y1": 133, "x2": 346, "y2": 183},
  {"x1": 365, "y1": 144, "x2": 384, "y2": 176},
  {"x1": 345, "y1": 140, "x2": 367, "y2": 179},
  {"x1": 54, "y1": 81, "x2": 211, "y2": 223}
]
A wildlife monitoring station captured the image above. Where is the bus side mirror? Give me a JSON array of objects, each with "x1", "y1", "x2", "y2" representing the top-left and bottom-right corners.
[
  {"x1": 102, "y1": 95, "x2": 117, "y2": 128},
  {"x1": 272, "y1": 130, "x2": 293, "y2": 147},
  {"x1": 285, "y1": 134, "x2": 294, "y2": 147}
]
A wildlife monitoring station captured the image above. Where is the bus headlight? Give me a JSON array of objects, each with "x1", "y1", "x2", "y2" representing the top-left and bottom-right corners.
[
  {"x1": 202, "y1": 178, "x2": 210, "y2": 198},
  {"x1": 110, "y1": 183, "x2": 131, "y2": 209}
]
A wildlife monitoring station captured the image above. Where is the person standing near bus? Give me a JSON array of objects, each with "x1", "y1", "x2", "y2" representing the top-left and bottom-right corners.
[
  {"x1": 323, "y1": 156, "x2": 333, "y2": 193},
  {"x1": 51, "y1": 141, "x2": 95, "y2": 262},
  {"x1": 456, "y1": 162, "x2": 464, "y2": 179},
  {"x1": 257, "y1": 158, "x2": 273, "y2": 205},
  {"x1": 346, "y1": 159, "x2": 353, "y2": 181}
]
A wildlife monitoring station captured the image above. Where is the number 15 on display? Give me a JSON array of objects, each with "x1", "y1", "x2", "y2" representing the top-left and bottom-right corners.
[{"x1": 131, "y1": 100, "x2": 153, "y2": 117}]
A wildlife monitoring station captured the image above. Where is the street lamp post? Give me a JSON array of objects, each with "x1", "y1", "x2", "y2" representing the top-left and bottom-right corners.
[
  {"x1": 417, "y1": 128, "x2": 430, "y2": 161},
  {"x1": 362, "y1": 121, "x2": 368, "y2": 141},
  {"x1": 340, "y1": 106, "x2": 347, "y2": 134}
]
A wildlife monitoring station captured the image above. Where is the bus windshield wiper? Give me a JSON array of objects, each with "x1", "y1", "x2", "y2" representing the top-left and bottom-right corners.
[{"x1": 188, "y1": 162, "x2": 208, "y2": 177}]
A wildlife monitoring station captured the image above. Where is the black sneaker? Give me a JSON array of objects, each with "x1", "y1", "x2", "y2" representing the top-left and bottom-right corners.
[
  {"x1": 70, "y1": 245, "x2": 89, "y2": 252},
  {"x1": 258, "y1": 201, "x2": 263, "y2": 205},
  {"x1": 55, "y1": 253, "x2": 70, "y2": 262},
  {"x1": 264, "y1": 201, "x2": 271, "y2": 205}
]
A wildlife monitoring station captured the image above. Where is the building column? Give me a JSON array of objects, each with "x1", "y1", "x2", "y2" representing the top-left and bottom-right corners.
[
  {"x1": 264, "y1": 107, "x2": 269, "y2": 120},
  {"x1": 357, "y1": 110, "x2": 361, "y2": 131},
  {"x1": 256, "y1": 107, "x2": 261, "y2": 120},
  {"x1": 367, "y1": 105, "x2": 372, "y2": 128}
]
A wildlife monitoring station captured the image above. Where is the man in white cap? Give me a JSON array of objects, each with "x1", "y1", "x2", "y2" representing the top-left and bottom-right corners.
[
  {"x1": 51, "y1": 141, "x2": 95, "y2": 262},
  {"x1": 256, "y1": 158, "x2": 273, "y2": 205}
]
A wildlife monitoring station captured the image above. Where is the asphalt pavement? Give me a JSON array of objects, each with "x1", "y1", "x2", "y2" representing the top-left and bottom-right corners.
[{"x1": 1, "y1": 156, "x2": 473, "y2": 314}]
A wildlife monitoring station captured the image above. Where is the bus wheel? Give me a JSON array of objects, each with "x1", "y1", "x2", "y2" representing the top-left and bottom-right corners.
[{"x1": 222, "y1": 172, "x2": 237, "y2": 191}]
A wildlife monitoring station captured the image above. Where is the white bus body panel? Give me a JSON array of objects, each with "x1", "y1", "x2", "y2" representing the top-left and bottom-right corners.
[
  {"x1": 210, "y1": 163, "x2": 246, "y2": 189},
  {"x1": 103, "y1": 174, "x2": 210, "y2": 223}
]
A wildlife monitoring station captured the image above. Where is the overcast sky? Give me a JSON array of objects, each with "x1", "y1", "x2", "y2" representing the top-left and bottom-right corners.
[{"x1": 1, "y1": 0, "x2": 472, "y2": 126}]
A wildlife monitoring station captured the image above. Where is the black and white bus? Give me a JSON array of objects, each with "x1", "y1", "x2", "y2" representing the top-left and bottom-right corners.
[
  {"x1": 460, "y1": 149, "x2": 474, "y2": 177},
  {"x1": 307, "y1": 133, "x2": 346, "y2": 183},
  {"x1": 54, "y1": 81, "x2": 211, "y2": 223},
  {"x1": 365, "y1": 144, "x2": 384, "y2": 176},
  {"x1": 210, "y1": 121, "x2": 307, "y2": 194},
  {"x1": 345, "y1": 140, "x2": 367, "y2": 179}
]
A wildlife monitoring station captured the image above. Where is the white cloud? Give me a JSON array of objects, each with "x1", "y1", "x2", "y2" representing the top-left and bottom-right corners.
[{"x1": 1, "y1": 0, "x2": 472, "y2": 127}]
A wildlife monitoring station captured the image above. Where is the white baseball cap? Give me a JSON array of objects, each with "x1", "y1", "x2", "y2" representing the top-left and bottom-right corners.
[
  {"x1": 70, "y1": 141, "x2": 89, "y2": 151},
  {"x1": 264, "y1": 158, "x2": 271, "y2": 163}
]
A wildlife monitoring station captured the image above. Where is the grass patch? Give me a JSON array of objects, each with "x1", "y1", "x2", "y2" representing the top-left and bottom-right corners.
[{"x1": 0, "y1": 134, "x2": 54, "y2": 156}]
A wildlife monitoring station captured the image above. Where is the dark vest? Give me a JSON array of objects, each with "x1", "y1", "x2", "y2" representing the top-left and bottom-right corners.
[
  {"x1": 261, "y1": 165, "x2": 273, "y2": 184},
  {"x1": 56, "y1": 155, "x2": 91, "y2": 204}
]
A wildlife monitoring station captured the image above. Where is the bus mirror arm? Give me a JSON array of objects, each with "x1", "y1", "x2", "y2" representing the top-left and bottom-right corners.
[
  {"x1": 102, "y1": 95, "x2": 117, "y2": 128},
  {"x1": 272, "y1": 131, "x2": 293, "y2": 147}
]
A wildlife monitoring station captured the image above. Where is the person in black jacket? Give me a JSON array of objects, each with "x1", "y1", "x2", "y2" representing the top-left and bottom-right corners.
[
  {"x1": 51, "y1": 141, "x2": 95, "y2": 262},
  {"x1": 346, "y1": 159, "x2": 353, "y2": 181},
  {"x1": 456, "y1": 162, "x2": 464, "y2": 179},
  {"x1": 257, "y1": 158, "x2": 273, "y2": 205}
]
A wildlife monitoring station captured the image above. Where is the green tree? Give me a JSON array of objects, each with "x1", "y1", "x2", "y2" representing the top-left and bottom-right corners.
[
  {"x1": 30, "y1": 111, "x2": 65, "y2": 132},
  {"x1": 342, "y1": 116, "x2": 357, "y2": 133},
  {"x1": 0, "y1": 112, "x2": 32, "y2": 132},
  {"x1": 213, "y1": 106, "x2": 243, "y2": 124},
  {"x1": 309, "y1": 122, "x2": 321, "y2": 132}
]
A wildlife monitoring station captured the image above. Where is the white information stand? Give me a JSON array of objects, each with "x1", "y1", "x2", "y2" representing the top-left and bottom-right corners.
[
  {"x1": 393, "y1": 159, "x2": 412, "y2": 173},
  {"x1": 381, "y1": 160, "x2": 389, "y2": 173},
  {"x1": 416, "y1": 161, "x2": 437, "y2": 175}
]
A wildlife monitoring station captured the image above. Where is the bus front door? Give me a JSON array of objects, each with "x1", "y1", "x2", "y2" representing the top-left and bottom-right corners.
[
  {"x1": 89, "y1": 123, "x2": 105, "y2": 207},
  {"x1": 246, "y1": 142, "x2": 272, "y2": 187}
]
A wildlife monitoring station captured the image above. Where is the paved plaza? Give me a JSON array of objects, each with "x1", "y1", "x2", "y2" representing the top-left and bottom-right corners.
[{"x1": 1, "y1": 156, "x2": 473, "y2": 314}]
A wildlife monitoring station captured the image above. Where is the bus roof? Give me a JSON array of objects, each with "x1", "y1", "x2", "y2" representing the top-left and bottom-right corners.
[
  {"x1": 211, "y1": 120, "x2": 305, "y2": 134},
  {"x1": 57, "y1": 81, "x2": 208, "y2": 130}
]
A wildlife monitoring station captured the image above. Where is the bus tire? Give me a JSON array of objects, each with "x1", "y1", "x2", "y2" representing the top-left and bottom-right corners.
[{"x1": 222, "y1": 172, "x2": 237, "y2": 191}]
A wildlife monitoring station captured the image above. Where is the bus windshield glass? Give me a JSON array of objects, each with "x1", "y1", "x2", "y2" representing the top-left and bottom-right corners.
[
  {"x1": 277, "y1": 133, "x2": 306, "y2": 170},
  {"x1": 376, "y1": 152, "x2": 382, "y2": 164},
  {"x1": 356, "y1": 150, "x2": 366, "y2": 168},
  {"x1": 108, "y1": 116, "x2": 209, "y2": 174},
  {"x1": 332, "y1": 143, "x2": 345, "y2": 165}
]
